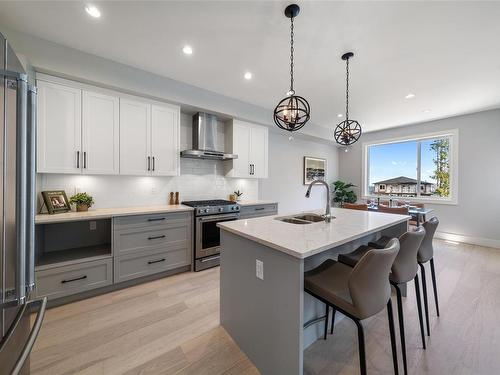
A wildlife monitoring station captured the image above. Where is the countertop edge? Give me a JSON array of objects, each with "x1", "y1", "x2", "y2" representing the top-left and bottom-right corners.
[{"x1": 237, "y1": 200, "x2": 278, "y2": 207}]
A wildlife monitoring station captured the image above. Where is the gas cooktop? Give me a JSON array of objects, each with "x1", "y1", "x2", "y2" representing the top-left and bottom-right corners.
[
  {"x1": 182, "y1": 199, "x2": 234, "y2": 207},
  {"x1": 182, "y1": 199, "x2": 240, "y2": 216}
]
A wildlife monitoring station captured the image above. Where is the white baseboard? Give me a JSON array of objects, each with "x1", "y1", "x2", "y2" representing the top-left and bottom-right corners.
[{"x1": 435, "y1": 231, "x2": 500, "y2": 249}]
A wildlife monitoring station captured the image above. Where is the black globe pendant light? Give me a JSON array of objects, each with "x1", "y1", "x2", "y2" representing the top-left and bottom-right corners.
[
  {"x1": 273, "y1": 4, "x2": 311, "y2": 132},
  {"x1": 334, "y1": 52, "x2": 362, "y2": 146}
]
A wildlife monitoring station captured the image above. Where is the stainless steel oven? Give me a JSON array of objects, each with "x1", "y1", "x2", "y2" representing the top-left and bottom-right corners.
[
  {"x1": 195, "y1": 212, "x2": 239, "y2": 271},
  {"x1": 182, "y1": 199, "x2": 240, "y2": 271}
]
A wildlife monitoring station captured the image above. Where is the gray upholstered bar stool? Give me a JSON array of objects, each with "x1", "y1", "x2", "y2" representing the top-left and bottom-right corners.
[
  {"x1": 417, "y1": 217, "x2": 440, "y2": 336},
  {"x1": 304, "y1": 239, "x2": 400, "y2": 375},
  {"x1": 339, "y1": 228, "x2": 427, "y2": 375}
]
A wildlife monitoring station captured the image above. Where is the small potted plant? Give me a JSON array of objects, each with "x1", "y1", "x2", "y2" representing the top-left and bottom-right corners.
[
  {"x1": 234, "y1": 190, "x2": 243, "y2": 202},
  {"x1": 331, "y1": 180, "x2": 357, "y2": 207},
  {"x1": 69, "y1": 192, "x2": 94, "y2": 212}
]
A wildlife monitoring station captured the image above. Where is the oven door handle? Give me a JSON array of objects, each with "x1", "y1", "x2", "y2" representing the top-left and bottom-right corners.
[
  {"x1": 201, "y1": 255, "x2": 221, "y2": 263},
  {"x1": 198, "y1": 214, "x2": 239, "y2": 222}
]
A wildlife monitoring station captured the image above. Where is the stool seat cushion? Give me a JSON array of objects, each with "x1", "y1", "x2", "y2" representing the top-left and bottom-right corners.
[
  {"x1": 338, "y1": 245, "x2": 372, "y2": 267},
  {"x1": 304, "y1": 259, "x2": 356, "y2": 317},
  {"x1": 368, "y1": 236, "x2": 392, "y2": 249}
]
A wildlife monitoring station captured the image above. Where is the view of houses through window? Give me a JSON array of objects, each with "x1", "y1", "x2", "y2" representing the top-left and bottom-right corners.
[{"x1": 366, "y1": 135, "x2": 451, "y2": 199}]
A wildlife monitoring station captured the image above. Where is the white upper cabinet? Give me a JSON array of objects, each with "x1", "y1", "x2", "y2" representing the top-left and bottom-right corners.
[
  {"x1": 225, "y1": 120, "x2": 268, "y2": 179},
  {"x1": 37, "y1": 80, "x2": 82, "y2": 174},
  {"x1": 82, "y1": 91, "x2": 120, "y2": 174},
  {"x1": 36, "y1": 74, "x2": 180, "y2": 177},
  {"x1": 119, "y1": 99, "x2": 151, "y2": 176},
  {"x1": 151, "y1": 104, "x2": 180, "y2": 176}
]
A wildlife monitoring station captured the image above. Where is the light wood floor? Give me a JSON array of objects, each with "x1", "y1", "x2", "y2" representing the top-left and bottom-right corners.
[{"x1": 31, "y1": 240, "x2": 500, "y2": 375}]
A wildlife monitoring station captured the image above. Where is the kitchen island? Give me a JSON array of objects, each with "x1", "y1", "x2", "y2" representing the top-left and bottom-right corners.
[{"x1": 218, "y1": 207, "x2": 409, "y2": 375}]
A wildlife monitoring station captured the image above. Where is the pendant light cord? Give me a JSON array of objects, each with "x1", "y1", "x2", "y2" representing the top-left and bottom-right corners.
[
  {"x1": 345, "y1": 56, "x2": 349, "y2": 121},
  {"x1": 290, "y1": 16, "x2": 295, "y2": 94}
]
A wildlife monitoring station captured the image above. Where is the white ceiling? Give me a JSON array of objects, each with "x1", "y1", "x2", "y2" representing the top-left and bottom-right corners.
[{"x1": 1, "y1": 1, "x2": 500, "y2": 133}]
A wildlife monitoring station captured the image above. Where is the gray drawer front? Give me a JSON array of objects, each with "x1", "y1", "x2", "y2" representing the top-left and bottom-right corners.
[
  {"x1": 36, "y1": 259, "x2": 112, "y2": 300},
  {"x1": 114, "y1": 247, "x2": 190, "y2": 283},
  {"x1": 114, "y1": 224, "x2": 189, "y2": 256},
  {"x1": 240, "y1": 204, "x2": 278, "y2": 219},
  {"x1": 113, "y1": 211, "x2": 191, "y2": 231}
]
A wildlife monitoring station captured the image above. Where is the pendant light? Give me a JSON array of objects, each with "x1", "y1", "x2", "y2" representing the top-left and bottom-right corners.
[
  {"x1": 273, "y1": 4, "x2": 311, "y2": 132},
  {"x1": 334, "y1": 52, "x2": 362, "y2": 146}
]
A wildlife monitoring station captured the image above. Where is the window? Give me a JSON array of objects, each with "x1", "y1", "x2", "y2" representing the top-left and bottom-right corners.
[{"x1": 363, "y1": 130, "x2": 458, "y2": 204}]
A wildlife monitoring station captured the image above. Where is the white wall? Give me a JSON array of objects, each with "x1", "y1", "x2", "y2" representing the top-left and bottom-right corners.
[
  {"x1": 338, "y1": 109, "x2": 500, "y2": 248},
  {"x1": 260, "y1": 132, "x2": 339, "y2": 215},
  {"x1": 38, "y1": 114, "x2": 258, "y2": 209}
]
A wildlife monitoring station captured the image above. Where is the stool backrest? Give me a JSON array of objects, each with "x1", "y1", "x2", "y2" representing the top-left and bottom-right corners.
[
  {"x1": 378, "y1": 205, "x2": 409, "y2": 215},
  {"x1": 348, "y1": 238, "x2": 400, "y2": 319},
  {"x1": 391, "y1": 227, "x2": 426, "y2": 283},
  {"x1": 418, "y1": 217, "x2": 439, "y2": 263},
  {"x1": 344, "y1": 203, "x2": 368, "y2": 211}
]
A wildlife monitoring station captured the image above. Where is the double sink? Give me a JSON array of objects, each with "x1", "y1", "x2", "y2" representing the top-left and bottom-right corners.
[{"x1": 276, "y1": 213, "x2": 333, "y2": 225}]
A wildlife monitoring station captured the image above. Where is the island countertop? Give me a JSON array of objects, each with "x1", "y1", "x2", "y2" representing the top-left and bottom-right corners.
[{"x1": 217, "y1": 207, "x2": 409, "y2": 259}]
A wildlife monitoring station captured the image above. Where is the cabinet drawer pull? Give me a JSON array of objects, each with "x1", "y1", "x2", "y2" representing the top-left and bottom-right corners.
[
  {"x1": 76, "y1": 151, "x2": 80, "y2": 169},
  {"x1": 254, "y1": 207, "x2": 266, "y2": 211},
  {"x1": 147, "y1": 217, "x2": 166, "y2": 222},
  {"x1": 147, "y1": 156, "x2": 151, "y2": 171},
  {"x1": 148, "y1": 258, "x2": 166, "y2": 265},
  {"x1": 61, "y1": 275, "x2": 87, "y2": 284},
  {"x1": 152, "y1": 156, "x2": 155, "y2": 171},
  {"x1": 148, "y1": 235, "x2": 166, "y2": 240},
  {"x1": 83, "y1": 151, "x2": 87, "y2": 169}
]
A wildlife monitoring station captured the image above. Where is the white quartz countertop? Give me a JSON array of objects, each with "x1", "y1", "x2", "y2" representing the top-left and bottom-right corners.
[
  {"x1": 35, "y1": 205, "x2": 193, "y2": 224},
  {"x1": 218, "y1": 207, "x2": 409, "y2": 259},
  {"x1": 237, "y1": 200, "x2": 278, "y2": 206}
]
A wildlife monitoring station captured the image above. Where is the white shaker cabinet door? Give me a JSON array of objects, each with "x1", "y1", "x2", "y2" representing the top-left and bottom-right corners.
[
  {"x1": 37, "y1": 80, "x2": 82, "y2": 174},
  {"x1": 232, "y1": 121, "x2": 251, "y2": 178},
  {"x1": 82, "y1": 91, "x2": 120, "y2": 175},
  {"x1": 119, "y1": 99, "x2": 151, "y2": 175},
  {"x1": 249, "y1": 125, "x2": 268, "y2": 178},
  {"x1": 151, "y1": 104, "x2": 180, "y2": 176}
]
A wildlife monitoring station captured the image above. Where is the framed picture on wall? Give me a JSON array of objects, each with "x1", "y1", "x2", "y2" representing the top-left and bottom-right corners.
[
  {"x1": 41, "y1": 190, "x2": 71, "y2": 214},
  {"x1": 304, "y1": 157, "x2": 327, "y2": 185}
]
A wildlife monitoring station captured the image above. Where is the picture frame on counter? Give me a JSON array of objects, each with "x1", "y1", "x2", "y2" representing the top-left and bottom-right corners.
[
  {"x1": 41, "y1": 190, "x2": 71, "y2": 214},
  {"x1": 304, "y1": 156, "x2": 327, "y2": 185}
]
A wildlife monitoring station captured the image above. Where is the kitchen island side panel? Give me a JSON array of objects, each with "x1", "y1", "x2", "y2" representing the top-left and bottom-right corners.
[{"x1": 220, "y1": 230, "x2": 304, "y2": 375}]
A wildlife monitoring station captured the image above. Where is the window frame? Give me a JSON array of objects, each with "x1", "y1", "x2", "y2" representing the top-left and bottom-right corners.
[{"x1": 362, "y1": 129, "x2": 459, "y2": 205}]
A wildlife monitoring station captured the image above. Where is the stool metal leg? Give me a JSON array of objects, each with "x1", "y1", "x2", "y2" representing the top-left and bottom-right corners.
[
  {"x1": 324, "y1": 303, "x2": 329, "y2": 340},
  {"x1": 354, "y1": 319, "x2": 367, "y2": 375},
  {"x1": 393, "y1": 284, "x2": 408, "y2": 375},
  {"x1": 414, "y1": 274, "x2": 426, "y2": 350},
  {"x1": 330, "y1": 308, "x2": 336, "y2": 335},
  {"x1": 387, "y1": 299, "x2": 399, "y2": 375},
  {"x1": 430, "y1": 258, "x2": 440, "y2": 317},
  {"x1": 419, "y1": 263, "x2": 431, "y2": 336}
]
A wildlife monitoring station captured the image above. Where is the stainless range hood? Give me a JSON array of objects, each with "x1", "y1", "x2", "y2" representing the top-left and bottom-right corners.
[{"x1": 180, "y1": 112, "x2": 238, "y2": 160}]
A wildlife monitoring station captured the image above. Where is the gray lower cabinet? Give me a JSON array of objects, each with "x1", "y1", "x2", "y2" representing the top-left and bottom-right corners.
[
  {"x1": 239, "y1": 203, "x2": 278, "y2": 219},
  {"x1": 113, "y1": 211, "x2": 192, "y2": 283},
  {"x1": 36, "y1": 258, "x2": 113, "y2": 299}
]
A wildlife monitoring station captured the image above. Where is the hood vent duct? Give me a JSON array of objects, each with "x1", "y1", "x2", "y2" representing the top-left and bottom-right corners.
[{"x1": 180, "y1": 112, "x2": 238, "y2": 160}]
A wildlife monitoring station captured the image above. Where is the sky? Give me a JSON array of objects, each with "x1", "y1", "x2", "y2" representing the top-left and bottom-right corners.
[{"x1": 369, "y1": 140, "x2": 438, "y2": 186}]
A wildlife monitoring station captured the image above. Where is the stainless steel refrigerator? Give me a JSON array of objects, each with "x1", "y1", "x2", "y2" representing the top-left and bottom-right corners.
[{"x1": 0, "y1": 32, "x2": 47, "y2": 375}]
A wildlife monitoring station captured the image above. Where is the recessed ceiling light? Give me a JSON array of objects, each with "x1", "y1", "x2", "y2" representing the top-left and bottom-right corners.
[
  {"x1": 244, "y1": 72, "x2": 253, "y2": 80},
  {"x1": 405, "y1": 93, "x2": 416, "y2": 99},
  {"x1": 85, "y1": 4, "x2": 101, "y2": 18},
  {"x1": 182, "y1": 45, "x2": 193, "y2": 55},
  {"x1": 423, "y1": 109, "x2": 431, "y2": 113},
  {"x1": 337, "y1": 113, "x2": 343, "y2": 118}
]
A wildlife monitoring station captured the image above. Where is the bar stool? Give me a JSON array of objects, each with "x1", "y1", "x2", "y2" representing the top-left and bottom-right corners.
[
  {"x1": 304, "y1": 239, "x2": 400, "y2": 375},
  {"x1": 339, "y1": 228, "x2": 427, "y2": 375},
  {"x1": 417, "y1": 217, "x2": 440, "y2": 336}
]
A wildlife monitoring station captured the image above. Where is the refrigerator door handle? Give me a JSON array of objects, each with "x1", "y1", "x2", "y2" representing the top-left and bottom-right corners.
[
  {"x1": 26, "y1": 85, "x2": 37, "y2": 295},
  {"x1": 15, "y1": 75, "x2": 28, "y2": 304},
  {"x1": 0, "y1": 298, "x2": 48, "y2": 375}
]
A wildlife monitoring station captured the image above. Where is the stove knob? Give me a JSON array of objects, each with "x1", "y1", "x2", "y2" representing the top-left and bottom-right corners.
[
  {"x1": 219, "y1": 208, "x2": 224, "y2": 212},
  {"x1": 205, "y1": 209, "x2": 209, "y2": 213}
]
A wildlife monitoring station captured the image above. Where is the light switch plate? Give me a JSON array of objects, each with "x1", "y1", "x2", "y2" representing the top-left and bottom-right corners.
[
  {"x1": 256, "y1": 259, "x2": 264, "y2": 280},
  {"x1": 89, "y1": 221, "x2": 97, "y2": 231}
]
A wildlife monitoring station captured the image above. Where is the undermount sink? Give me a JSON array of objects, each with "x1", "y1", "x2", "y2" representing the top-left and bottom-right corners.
[
  {"x1": 276, "y1": 213, "x2": 334, "y2": 225},
  {"x1": 293, "y1": 214, "x2": 325, "y2": 222}
]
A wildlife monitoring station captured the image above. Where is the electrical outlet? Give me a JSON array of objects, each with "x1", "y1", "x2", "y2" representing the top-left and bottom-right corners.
[
  {"x1": 89, "y1": 221, "x2": 97, "y2": 231},
  {"x1": 256, "y1": 259, "x2": 264, "y2": 280}
]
